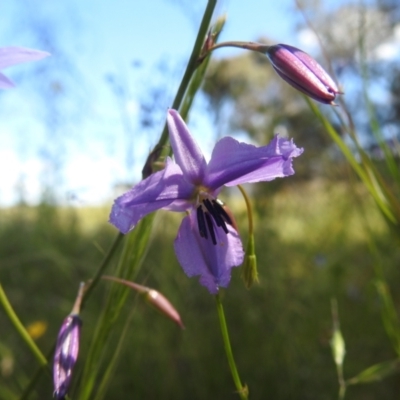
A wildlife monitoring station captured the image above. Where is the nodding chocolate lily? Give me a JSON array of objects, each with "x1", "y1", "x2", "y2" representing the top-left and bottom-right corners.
[
  {"x1": 109, "y1": 109, "x2": 303, "y2": 293},
  {"x1": 0, "y1": 46, "x2": 49, "y2": 88}
]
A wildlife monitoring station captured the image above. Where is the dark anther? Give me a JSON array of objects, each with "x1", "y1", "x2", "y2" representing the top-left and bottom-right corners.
[
  {"x1": 203, "y1": 199, "x2": 230, "y2": 234},
  {"x1": 212, "y1": 200, "x2": 233, "y2": 226},
  {"x1": 204, "y1": 212, "x2": 217, "y2": 245},
  {"x1": 197, "y1": 206, "x2": 207, "y2": 239},
  {"x1": 202, "y1": 199, "x2": 221, "y2": 226}
]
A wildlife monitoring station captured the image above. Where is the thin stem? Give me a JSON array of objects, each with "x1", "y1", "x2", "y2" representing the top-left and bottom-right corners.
[
  {"x1": 215, "y1": 293, "x2": 248, "y2": 400},
  {"x1": 237, "y1": 185, "x2": 254, "y2": 235},
  {"x1": 81, "y1": 232, "x2": 124, "y2": 308},
  {"x1": 338, "y1": 381, "x2": 346, "y2": 400},
  {"x1": 0, "y1": 283, "x2": 47, "y2": 367},
  {"x1": 143, "y1": 0, "x2": 218, "y2": 179},
  {"x1": 209, "y1": 40, "x2": 269, "y2": 54}
]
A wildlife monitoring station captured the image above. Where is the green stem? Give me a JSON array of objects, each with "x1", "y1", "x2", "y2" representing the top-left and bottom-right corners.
[
  {"x1": 209, "y1": 40, "x2": 270, "y2": 54},
  {"x1": 81, "y1": 232, "x2": 124, "y2": 308},
  {"x1": 143, "y1": 0, "x2": 218, "y2": 179},
  {"x1": 237, "y1": 185, "x2": 254, "y2": 235},
  {"x1": 215, "y1": 293, "x2": 248, "y2": 400},
  {"x1": 0, "y1": 283, "x2": 47, "y2": 367}
]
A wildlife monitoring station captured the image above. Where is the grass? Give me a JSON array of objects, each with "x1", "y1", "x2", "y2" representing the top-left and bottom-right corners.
[{"x1": 0, "y1": 178, "x2": 399, "y2": 399}]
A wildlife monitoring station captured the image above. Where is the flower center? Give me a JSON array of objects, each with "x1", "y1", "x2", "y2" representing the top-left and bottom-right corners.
[{"x1": 196, "y1": 197, "x2": 233, "y2": 246}]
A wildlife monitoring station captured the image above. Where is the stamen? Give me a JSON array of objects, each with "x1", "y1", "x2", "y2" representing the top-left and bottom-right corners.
[
  {"x1": 203, "y1": 199, "x2": 221, "y2": 226},
  {"x1": 204, "y1": 212, "x2": 217, "y2": 245},
  {"x1": 196, "y1": 206, "x2": 207, "y2": 239},
  {"x1": 202, "y1": 198, "x2": 229, "y2": 234},
  {"x1": 212, "y1": 200, "x2": 233, "y2": 225}
]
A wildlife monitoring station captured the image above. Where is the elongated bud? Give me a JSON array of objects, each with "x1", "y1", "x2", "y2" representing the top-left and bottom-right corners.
[
  {"x1": 265, "y1": 44, "x2": 341, "y2": 104},
  {"x1": 145, "y1": 289, "x2": 184, "y2": 329},
  {"x1": 330, "y1": 299, "x2": 346, "y2": 367},
  {"x1": 102, "y1": 276, "x2": 184, "y2": 329},
  {"x1": 241, "y1": 235, "x2": 259, "y2": 289},
  {"x1": 53, "y1": 283, "x2": 85, "y2": 400}
]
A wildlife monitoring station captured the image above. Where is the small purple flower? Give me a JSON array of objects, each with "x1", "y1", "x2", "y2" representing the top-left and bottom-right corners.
[
  {"x1": 53, "y1": 314, "x2": 81, "y2": 399},
  {"x1": 110, "y1": 109, "x2": 303, "y2": 294},
  {"x1": 266, "y1": 44, "x2": 340, "y2": 104},
  {"x1": 0, "y1": 46, "x2": 50, "y2": 89}
]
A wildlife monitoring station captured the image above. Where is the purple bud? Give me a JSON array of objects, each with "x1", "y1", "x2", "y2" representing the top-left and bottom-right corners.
[
  {"x1": 53, "y1": 314, "x2": 81, "y2": 399},
  {"x1": 266, "y1": 44, "x2": 340, "y2": 104}
]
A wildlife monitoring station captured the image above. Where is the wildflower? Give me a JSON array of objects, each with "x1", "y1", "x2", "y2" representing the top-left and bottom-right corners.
[
  {"x1": 109, "y1": 109, "x2": 303, "y2": 293},
  {"x1": 0, "y1": 46, "x2": 50, "y2": 89},
  {"x1": 53, "y1": 283, "x2": 84, "y2": 400},
  {"x1": 265, "y1": 44, "x2": 340, "y2": 104}
]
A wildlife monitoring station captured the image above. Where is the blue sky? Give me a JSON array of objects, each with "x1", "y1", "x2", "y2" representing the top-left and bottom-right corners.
[{"x1": 1, "y1": 0, "x2": 394, "y2": 206}]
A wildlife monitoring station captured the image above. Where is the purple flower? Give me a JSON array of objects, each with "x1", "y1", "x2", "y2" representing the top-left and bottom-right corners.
[
  {"x1": 266, "y1": 44, "x2": 340, "y2": 104},
  {"x1": 110, "y1": 109, "x2": 303, "y2": 293},
  {"x1": 0, "y1": 46, "x2": 50, "y2": 89},
  {"x1": 53, "y1": 314, "x2": 81, "y2": 400}
]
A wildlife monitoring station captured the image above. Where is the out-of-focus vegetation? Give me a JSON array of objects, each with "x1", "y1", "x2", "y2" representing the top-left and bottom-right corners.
[
  {"x1": 1, "y1": 0, "x2": 400, "y2": 399},
  {"x1": 1, "y1": 176, "x2": 399, "y2": 399}
]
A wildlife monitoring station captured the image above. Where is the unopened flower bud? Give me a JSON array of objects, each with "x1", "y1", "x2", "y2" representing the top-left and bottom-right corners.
[
  {"x1": 145, "y1": 289, "x2": 184, "y2": 329},
  {"x1": 102, "y1": 276, "x2": 184, "y2": 329},
  {"x1": 265, "y1": 44, "x2": 341, "y2": 104},
  {"x1": 53, "y1": 283, "x2": 85, "y2": 400},
  {"x1": 53, "y1": 314, "x2": 82, "y2": 399}
]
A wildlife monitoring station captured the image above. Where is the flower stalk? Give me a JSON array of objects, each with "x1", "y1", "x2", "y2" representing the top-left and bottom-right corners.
[
  {"x1": 215, "y1": 293, "x2": 248, "y2": 399},
  {"x1": 142, "y1": 0, "x2": 218, "y2": 179},
  {"x1": 101, "y1": 275, "x2": 184, "y2": 328},
  {"x1": 237, "y1": 185, "x2": 258, "y2": 288}
]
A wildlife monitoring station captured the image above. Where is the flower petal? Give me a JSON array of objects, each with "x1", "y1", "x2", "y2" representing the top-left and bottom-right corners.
[
  {"x1": 205, "y1": 135, "x2": 303, "y2": 188},
  {"x1": 109, "y1": 159, "x2": 194, "y2": 234},
  {"x1": 174, "y1": 211, "x2": 244, "y2": 294},
  {"x1": 0, "y1": 47, "x2": 50, "y2": 69},
  {"x1": 0, "y1": 72, "x2": 15, "y2": 88},
  {"x1": 167, "y1": 109, "x2": 207, "y2": 184}
]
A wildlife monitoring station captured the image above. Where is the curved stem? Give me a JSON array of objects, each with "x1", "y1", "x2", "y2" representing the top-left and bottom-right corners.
[
  {"x1": 210, "y1": 40, "x2": 269, "y2": 54},
  {"x1": 237, "y1": 185, "x2": 254, "y2": 235},
  {"x1": 0, "y1": 283, "x2": 47, "y2": 367},
  {"x1": 215, "y1": 293, "x2": 248, "y2": 399}
]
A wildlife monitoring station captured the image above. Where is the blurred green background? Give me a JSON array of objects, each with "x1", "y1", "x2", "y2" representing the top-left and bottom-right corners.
[
  {"x1": 1, "y1": 177, "x2": 399, "y2": 399},
  {"x1": 1, "y1": 0, "x2": 400, "y2": 399}
]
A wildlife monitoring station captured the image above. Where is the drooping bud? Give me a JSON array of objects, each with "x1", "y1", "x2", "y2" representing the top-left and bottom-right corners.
[
  {"x1": 102, "y1": 276, "x2": 184, "y2": 329},
  {"x1": 265, "y1": 44, "x2": 341, "y2": 104},
  {"x1": 53, "y1": 283, "x2": 85, "y2": 400},
  {"x1": 145, "y1": 289, "x2": 184, "y2": 329}
]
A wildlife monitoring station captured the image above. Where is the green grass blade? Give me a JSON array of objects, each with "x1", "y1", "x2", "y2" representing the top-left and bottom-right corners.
[
  {"x1": 77, "y1": 214, "x2": 154, "y2": 400},
  {"x1": 375, "y1": 280, "x2": 400, "y2": 356},
  {"x1": 306, "y1": 98, "x2": 396, "y2": 224},
  {"x1": 347, "y1": 358, "x2": 400, "y2": 385}
]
